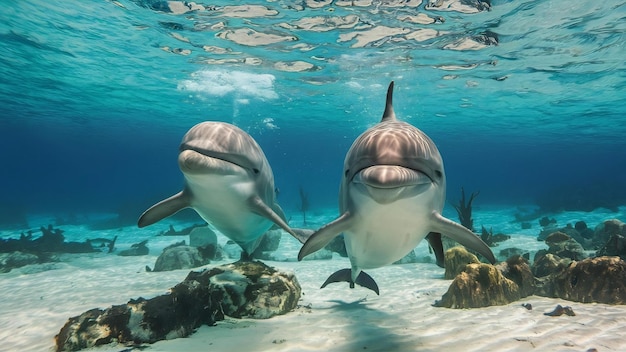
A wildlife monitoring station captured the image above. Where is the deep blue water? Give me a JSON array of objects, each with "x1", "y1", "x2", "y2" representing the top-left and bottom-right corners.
[{"x1": 1, "y1": 0, "x2": 625, "y2": 226}]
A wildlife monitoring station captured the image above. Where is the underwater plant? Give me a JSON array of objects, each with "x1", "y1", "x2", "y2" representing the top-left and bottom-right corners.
[
  {"x1": 298, "y1": 186, "x2": 310, "y2": 225},
  {"x1": 452, "y1": 187, "x2": 479, "y2": 231},
  {"x1": 480, "y1": 226, "x2": 511, "y2": 247}
]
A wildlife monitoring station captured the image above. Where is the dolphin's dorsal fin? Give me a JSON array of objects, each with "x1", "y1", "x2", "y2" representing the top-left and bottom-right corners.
[
  {"x1": 381, "y1": 81, "x2": 397, "y2": 122},
  {"x1": 137, "y1": 191, "x2": 191, "y2": 228}
]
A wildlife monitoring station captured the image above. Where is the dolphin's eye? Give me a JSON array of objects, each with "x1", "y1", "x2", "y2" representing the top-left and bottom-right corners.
[
  {"x1": 435, "y1": 170, "x2": 443, "y2": 179},
  {"x1": 253, "y1": 168, "x2": 260, "y2": 174},
  {"x1": 344, "y1": 169, "x2": 350, "y2": 177}
]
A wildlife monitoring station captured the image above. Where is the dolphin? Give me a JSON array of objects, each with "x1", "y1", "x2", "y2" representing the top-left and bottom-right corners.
[
  {"x1": 298, "y1": 82, "x2": 496, "y2": 294},
  {"x1": 138, "y1": 121, "x2": 305, "y2": 257}
]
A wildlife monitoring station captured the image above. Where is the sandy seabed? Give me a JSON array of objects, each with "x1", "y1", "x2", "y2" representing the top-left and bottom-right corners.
[{"x1": 1, "y1": 206, "x2": 625, "y2": 352}]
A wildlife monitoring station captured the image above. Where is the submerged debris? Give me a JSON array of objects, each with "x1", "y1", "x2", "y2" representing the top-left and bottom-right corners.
[{"x1": 544, "y1": 304, "x2": 576, "y2": 317}]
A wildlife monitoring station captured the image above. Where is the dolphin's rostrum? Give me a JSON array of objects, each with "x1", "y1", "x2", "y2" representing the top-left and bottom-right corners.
[
  {"x1": 298, "y1": 82, "x2": 496, "y2": 294},
  {"x1": 138, "y1": 121, "x2": 305, "y2": 257}
]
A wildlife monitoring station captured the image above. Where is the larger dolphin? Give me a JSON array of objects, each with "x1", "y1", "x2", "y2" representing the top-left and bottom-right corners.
[
  {"x1": 138, "y1": 121, "x2": 303, "y2": 257},
  {"x1": 298, "y1": 82, "x2": 496, "y2": 294}
]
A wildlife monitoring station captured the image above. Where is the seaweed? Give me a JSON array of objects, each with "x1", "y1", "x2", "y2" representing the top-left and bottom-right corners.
[
  {"x1": 480, "y1": 226, "x2": 511, "y2": 247},
  {"x1": 452, "y1": 187, "x2": 479, "y2": 231},
  {"x1": 298, "y1": 186, "x2": 310, "y2": 226}
]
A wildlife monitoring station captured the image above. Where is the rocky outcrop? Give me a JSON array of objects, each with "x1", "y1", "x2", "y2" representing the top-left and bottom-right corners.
[
  {"x1": 251, "y1": 230, "x2": 282, "y2": 259},
  {"x1": 149, "y1": 243, "x2": 208, "y2": 272},
  {"x1": 537, "y1": 256, "x2": 626, "y2": 304},
  {"x1": 532, "y1": 253, "x2": 571, "y2": 278},
  {"x1": 0, "y1": 225, "x2": 101, "y2": 254},
  {"x1": 0, "y1": 251, "x2": 41, "y2": 273},
  {"x1": 56, "y1": 261, "x2": 301, "y2": 351},
  {"x1": 592, "y1": 219, "x2": 626, "y2": 249},
  {"x1": 596, "y1": 233, "x2": 626, "y2": 260},
  {"x1": 499, "y1": 247, "x2": 530, "y2": 261},
  {"x1": 543, "y1": 231, "x2": 586, "y2": 261},
  {"x1": 436, "y1": 254, "x2": 535, "y2": 309},
  {"x1": 443, "y1": 246, "x2": 480, "y2": 279},
  {"x1": 117, "y1": 240, "x2": 149, "y2": 256},
  {"x1": 188, "y1": 226, "x2": 217, "y2": 248},
  {"x1": 434, "y1": 263, "x2": 520, "y2": 308},
  {"x1": 188, "y1": 261, "x2": 301, "y2": 319}
]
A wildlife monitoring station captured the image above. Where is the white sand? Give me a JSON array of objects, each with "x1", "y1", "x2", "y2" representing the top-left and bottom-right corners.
[{"x1": 1, "y1": 206, "x2": 625, "y2": 352}]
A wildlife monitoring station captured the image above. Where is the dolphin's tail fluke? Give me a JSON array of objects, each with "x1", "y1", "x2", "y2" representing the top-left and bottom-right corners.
[{"x1": 320, "y1": 268, "x2": 380, "y2": 295}]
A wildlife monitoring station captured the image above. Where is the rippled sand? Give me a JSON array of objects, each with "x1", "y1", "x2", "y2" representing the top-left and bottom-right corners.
[{"x1": 1, "y1": 206, "x2": 625, "y2": 351}]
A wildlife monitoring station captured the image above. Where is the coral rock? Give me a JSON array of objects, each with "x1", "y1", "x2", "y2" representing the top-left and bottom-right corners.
[
  {"x1": 186, "y1": 261, "x2": 301, "y2": 319},
  {"x1": 543, "y1": 231, "x2": 586, "y2": 261},
  {"x1": 56, "y1": 261, "x2": 300, "y2": 351},
  {"x1": 496, "y1": 255, "x2": 535, "y2": 297},
  {"x1": 434, "y1": 263, "x2": 521, "y2": 308},
  {"x1": 0, "y1": 251, "x2": 40, "y2": 273},
  {"x1": 152, "y1": 245, "x2": 208, "y2": 272},
  {"x1": 596, "y1": 234, "x2": 626, "y2": 260},
  {"x1": 592, "y1": 219, "x2": 626, "y2": 249},
  {"x1": 443, "y1": 246, "x2": 480, "y2": 279},
  {"x1": 55, "y1": 279, "x2": 221, "y2": 351},
  {"x1": 189, "y1": 226, "x2": 217, "y2": 248},
  {"x1": 547, "y1": 256, "x2": 626, "y2": 304},
  {"x1": 252, "y1": 230, "x2": 282, "y2": 259},
  {"x1": 532, "y1": 252, "x2": 571, "y2": 278}
]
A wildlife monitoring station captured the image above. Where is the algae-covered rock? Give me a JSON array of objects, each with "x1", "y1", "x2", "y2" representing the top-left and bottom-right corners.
[
  {"x1": 532, "y1": 252, "x2": 571, "y2": 278},
  {"x1": 151, "y1": 245, "x2": 208, "y2": 272},
  {"x1": 251, "y1": 230, "x2": 282, "y2": 259},
  {"x1": 434, "y1": 263, "x2": 520, "y2": 308},
  {"x1": 55, "y1": 278, "x2": 221, "y2": 351},
  {"x1": 0, "y1": 251, "x2": 40, "y2": 273},
  {"x1": 185, "y1": 261, "x2": 301, "y2": 319},
  {"x1": 546, "y1": 256, "x2": 626, "y2": 304},
  {"x1": 596, "y1": 233, "x2": 626, "y2": 260},
  {"x1": 496, "y1": 255, "x2": 535, "y2": 298},
  {"x1": 544, "y1": 231, "x2": 586, "y2": 261},
  {"x1": 55, "y1": 261, "x2": 301, "y2": 351},
  {"x1": 592, "y1": 219, "x2": 626, "y2": 249},
  {"x1": 189, "y1": 226, "x2": 217, "y2": 248},
  {"x1": 443, "y1": 246, "x2": 480, "y2": 279}
]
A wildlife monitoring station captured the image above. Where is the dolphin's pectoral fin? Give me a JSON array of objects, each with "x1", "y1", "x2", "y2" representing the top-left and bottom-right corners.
[
  {"x1": 248, "y1": 196, "x2": 298, "y2": 239},
  {"x1": 271, "y1": 202, "x2": 289, "y2": 223},
  {"x1": 430, "y1": 212, "x2": 497, "y2": 264},
  {"x1": 426, "y1": 232, "x2": 445, "y2": 268},
  {"x1": 321, "y1": 269, "x2": 380, "y2": 295},
  {"x1": 298, "y1": 212, "x2": 353, "y2": 261},
  {"x1": 138, "y1": 191, "x2": 191, "y2": 228},
  {"x1": 291, "y1": 228, "x2": 315, "y2": 244}
]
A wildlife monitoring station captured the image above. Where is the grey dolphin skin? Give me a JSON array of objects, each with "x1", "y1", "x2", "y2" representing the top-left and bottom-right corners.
[
  {"x1": 298, "y1": 82, "x2": 496, "y2": 294},
  {"x1": 138, "y1": 121, "x2": 306, "y2": 257}
]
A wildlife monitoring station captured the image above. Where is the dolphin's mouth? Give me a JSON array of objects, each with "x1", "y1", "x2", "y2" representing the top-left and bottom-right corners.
[
  {"x1": 355, "y1": 165, "x2": 431, "y2": 189},
  {"x1": 178, "y1": 146, "x2": 254, "y2": 176},
  {"x1": 353, "y1": 165, "x2": 432, "y2": 204}
]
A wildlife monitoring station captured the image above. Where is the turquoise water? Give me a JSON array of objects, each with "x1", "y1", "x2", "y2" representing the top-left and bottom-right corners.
[{"x1": 1, "y1": 0, "x2": 625, "y2": 221}]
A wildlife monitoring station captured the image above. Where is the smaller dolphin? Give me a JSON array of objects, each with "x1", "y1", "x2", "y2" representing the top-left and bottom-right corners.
[
  {"x1": 298, "y1": 82, "x2": 496, "y2": 294},
  {"x1": 138, "y1": 121, "x2": 305, "y2": 258}
]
